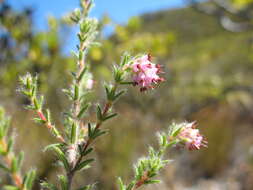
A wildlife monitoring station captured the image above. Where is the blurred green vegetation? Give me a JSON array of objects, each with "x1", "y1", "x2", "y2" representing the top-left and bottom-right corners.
[{"x1": 1, "y1": 1, "x2": 253, "y2": 190}]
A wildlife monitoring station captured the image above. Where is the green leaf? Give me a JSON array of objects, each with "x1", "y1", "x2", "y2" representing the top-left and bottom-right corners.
[
  {"x1": 172, "y1": 127, "x2": 182, "y2": 137},
  {"x1": 40, "y1": 181, "x2": 58, "y2": 190},
  {"x1": 121, "y1": 52, "x2": 131, "y2": 66},
  {"x1": 22, "y1": 90, "x2": 31, "y2": 97},
  {"x1": 45, "y1": 109, "x2": 51, "y2": 122},
  {"x1": 81, "y1": 147, "x2": 93, "y2": 157},
  {"x1": 78, "y1": 50, "x2": 84, "y2": 62},
  {"x1": 0, "y1": 127, "x2": 4, "y2": 140},
  {"x1": 167, "y1": 140, "x2": 178, "y2": 148},
  {"x1": 70, "y1": 123, "x2": 77, "y2": 144},
  {"x1": 96, "y1": 105, "x2": 103, "y2": 121},
  {"x1": 92, "y1": 129, "x2": 107, "y2": 139},
  {"x1": 113, "y1": 66, "x2": 123, "y2": 82},
  {"x1": 62, "y1": 89, "x2": 73, "y2": 100},
  {"x1": 7, "y1": 138, "x2": 13, "y2": 153},
  {"x1": 23, "y1": 169, "x2": 36, "y2": 190},
  {"x1": 126, "y1": 181, "x2": 135, "y2": 190},
  {"x1": 52, "y1": 147, "x2": 69, "y2": 170},
  {"x1": 0, "y1": 146, "x2": 5, "y2": 155},
  {"x1": 77, "y1": 104, "x2": 90, "y2": 119},
  {"x1": 33, "y1": 118, "x2": 46, "y2": 124},
  {"x1": 33, "y1": 98, "x2": 40, "y2": 110},
  {"x1": 103, "y1": 113, "x2": 117, "y2": 121},
  {"x1": 58, "y1": 175, "x2": 67, "y2": 190},
  {"x1": 74, "y1": 85, "x2": 79, "y2": 100},
  {"x1": 161, "y1": 133, "x2": 168, "y2": 147},
  {"x1": 25, "y1": 77, "x2": 31, "y2": 89},
  {"x1": 119, "y1": 82, "x2": 134, "y2": 85},
  {"x1": 104, "y1": 84, "x2": 110, "y2": 98},
  {"x1": 38, "y1": 96, "x2": 44, "y2": 109},
  {"x1": 3, "y1": 185, "x2": 19, "y2": 190},
  {"x1": 77, "y1": 67, "x2": 88, "y2": 82},
  {"x1": 114, "y1": 90, "x2": 126, "y2": 101},
  {"x1": 117, "y1": 177, "x2": 126, "y2": 190},
  {"x1": 11, "y1": 158, "x2": 18, "y2": 173},
  {"x1": 75, "y1": 159, "x2": 94, "y2": 171},
  {"x1": 88, "y1": 123, "x2": 93, "y2": 138},
  {"x1": 145, "y1": 179, "x2": 161, "y2": 184},
  {"x1": 76, "y1": 183, "x2": 96, "y2": 190},
  {"x1": 24, "y1": 105, "x2": 35, "y2": 111},
  {"x1": 0, "y1": 117, "x2": 10, "y2": 139},
  {"x1": 31, "y1": 85, "x2": 37, "y2": 98},
  {"x1": 0, "y1": 163, "x2": 9, "y2": 172},
  {"x1": 43, "y1": 143, "x2": 62, "y2": 152},
  {"x1": 17, "y1": 151, "x2": 24, "y2": 171},
  {"x1": 104, "y1": 83, "x2": 114, "y2": 101},
  {"x1": 51, "y1": 127, "x2": 62, "y2": 139}
]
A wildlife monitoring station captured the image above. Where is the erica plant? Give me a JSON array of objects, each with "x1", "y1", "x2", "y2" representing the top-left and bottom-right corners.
[{"x1": 0, "y1": 0, "x2": 207, "y2": 190}]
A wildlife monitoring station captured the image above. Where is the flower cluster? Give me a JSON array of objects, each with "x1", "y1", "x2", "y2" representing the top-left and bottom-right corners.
[
  {"x1": 176, "y1": 122, "x2": 207, "y2": 150},
  {"x1": 131, "y1": 54, "x2": 164, "y2": 91}
]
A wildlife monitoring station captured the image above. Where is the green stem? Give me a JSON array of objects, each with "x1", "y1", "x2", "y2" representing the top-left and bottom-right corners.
[
  {"x1": 72, "y1": 100, "x2": 113, "y2": 172},
  {"x1": 71, "y1": 80, "x2": 120, "y2": 175}
]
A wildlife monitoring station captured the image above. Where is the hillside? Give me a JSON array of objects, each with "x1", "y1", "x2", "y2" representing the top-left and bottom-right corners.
[{"x1": 141, "y1": 7, "x2": 230, "y2": 42}]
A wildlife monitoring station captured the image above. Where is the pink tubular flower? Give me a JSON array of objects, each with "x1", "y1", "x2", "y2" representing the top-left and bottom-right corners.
[
  {"x1": 131, "y1": 54, "x2": 164, "y2": 91},
  {"x1": 177, "y1": 122, "x2": 207, "y2": 150}
]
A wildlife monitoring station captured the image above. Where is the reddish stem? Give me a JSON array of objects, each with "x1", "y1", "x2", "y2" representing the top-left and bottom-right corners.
[
  {"x1": 37, "y1": 111, "x2": 65, "y2": 143},
  {"x1": 132, "y1": 172, "x2": 149, "y2": 190},
  {"x1": 72, "y1": 102, "x2": 112, "y2": 172}
]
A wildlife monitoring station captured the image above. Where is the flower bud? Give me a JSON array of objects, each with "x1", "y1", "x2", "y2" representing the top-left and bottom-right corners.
[
  {"x1": 66, "y1": 144, "x2": 78, "y2": 167},
  {"x1": 86, "y1": 78, "x2": 94, "y2": 89}
]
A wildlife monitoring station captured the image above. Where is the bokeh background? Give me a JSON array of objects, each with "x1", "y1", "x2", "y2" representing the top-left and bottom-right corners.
[{"x1": 1, "y1": 0, "x2": 253, "y2": 189}]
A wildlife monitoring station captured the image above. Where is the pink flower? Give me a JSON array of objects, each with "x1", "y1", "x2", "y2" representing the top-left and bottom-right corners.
[
  {"x1": 131, "y1": 54, "x2": 164, "y2": 91},
  {"x1": 86, "y1": 78, "x2": 94, "y2": 89},
  {"x1": 177, "y1": 122, "x2": 207, "y2": 150}
]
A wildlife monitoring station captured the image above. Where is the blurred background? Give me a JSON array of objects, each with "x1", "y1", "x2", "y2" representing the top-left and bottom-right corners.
[{"x1": 1, "y1": 0, "x2": 253, "y2": 189}]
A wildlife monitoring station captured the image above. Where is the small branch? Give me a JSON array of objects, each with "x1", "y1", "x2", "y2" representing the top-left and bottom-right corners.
[
  {"x1": 19, "y1": 74, "x2": 65, "y2": 143},
  {"x1": 72, "y1": 101, "x2": 113, "y2": 172},
  {"x1": 0, "y1": 139, "x2": 23, "y2": 189},
  {"x1": 132, "y1": 172, "x2": 149, "y2": 190},
  {"x1": 73, "y1": 39, "x2": 86, "y2": 121},
  {"x1": 37, "y1": 110, "x2": 65, "y2": 143}
]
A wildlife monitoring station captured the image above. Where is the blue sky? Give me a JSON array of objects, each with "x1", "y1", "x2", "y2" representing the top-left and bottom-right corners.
[
  {"x1": 9, "y1": 0, "x2": 185, "y2": 30},
  {"x1": 8, "y1": 0, "x2": 185, "y2": 54}
]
